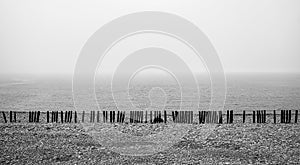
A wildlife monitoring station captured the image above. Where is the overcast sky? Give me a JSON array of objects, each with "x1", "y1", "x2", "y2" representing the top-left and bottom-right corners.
[{"x1": 0, "y1": 0, "x2": 299, "y2": 75}]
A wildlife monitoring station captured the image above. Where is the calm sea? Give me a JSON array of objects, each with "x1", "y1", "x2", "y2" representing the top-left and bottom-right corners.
[{"x1": 0, "y1": 73, "x2": 300, "y2": 112}]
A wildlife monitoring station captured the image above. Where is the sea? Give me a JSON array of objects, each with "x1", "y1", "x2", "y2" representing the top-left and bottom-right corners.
[{"x1": 1, "y1": 73, "x2": 300, "y2": 113}]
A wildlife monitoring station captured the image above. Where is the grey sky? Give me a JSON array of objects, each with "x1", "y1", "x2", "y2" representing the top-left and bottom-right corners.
[{"x1": 0, "y1": 0, "x2": 299, "y2": 75}]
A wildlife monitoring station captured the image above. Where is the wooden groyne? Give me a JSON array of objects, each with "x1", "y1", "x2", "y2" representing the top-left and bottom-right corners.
[{"x1": 0, "y1": 110, "x2": 299, "y2": 124}]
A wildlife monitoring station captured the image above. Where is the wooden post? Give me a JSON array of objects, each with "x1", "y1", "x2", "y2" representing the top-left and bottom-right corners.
[
  {"x1": 29, "y1": 111, "x2": 32, "y2": 122},
  {"x1": 264, "y1": 110, "x2": 267, "y2": 123},
  {"x1": 82, "y1": 111, "x2": 85, "y2": 123},
  {"x1": 97, "y1": 111, "x2": 100, "y2": 123},
  {"x1": 69, "y1": 111, "x2": 72, "y2": 123},
  {"x1": 14, "y1": 111, "x2": 17, "y2": 122},
  {"x1": 145, "y1": 111, "x2": 148, "y2": 123},
  {"x1": 149, "y1": 111, "x2": 152, "y2": 123},
  {"x1": 2, "y1": 112, "x2": 7, "y2": 123},
  {"x1": 190, "y1": 111, "x2": 193, "y2": 124},
  {"x1": 218, "y1": 111, "x2": 222, "y2": 124},
  {"x1": 9, "y1": 111, "x2": 13, "y2": 123},
  {"x1": 226, "y1": 110, "x2": 229, "y2": 124},
  {"x1": 230, "y1": 110, "x2": 233, "y2": 123},
  {"x1": 74, "y1": 111, "x2": 77, "y2": 123},
  {"x1": 257, "y1": 111, "x2": 260, "y2": 123},
  {"x1": 64, "y1": 111, "x2": 68, "y2": 123},
  {"x1": 280, "y1": 110, "x2": 284, "y2": 123},
  {"x1": 253, "y1": 111, "x2": 256, "y2": 123},
  {"x1": 37, "y1": 111, "x2": 40, "y2": 123},
  {"x1": 121, "y1": 111, "x2": 125, "y2": 123},
  {"x1": 129, "y1": 111, "x2": 132, "y2": 123},
  {"x1": 61, "y1": 111, "x2": 64, "y2": 123},
  {"x1": 273, "y1": 110, "x2": 276, "y2": 124},
  {"x1": 47, "y1": 111, "x2": 49, "y2": 123},
  {"x1": 242, "y1": 111, "x2": 246, "y2": 123},
  {"x1": 289, "y1": 110, "x2": 292, "y2": 123},
  {"x1": 295, "y1": 110, "x2": 298, "y2": 123},
  {"x1": 102, "y1": 111, "x2": 106, "y2": 123},
  {"x1": 164, "y1": 111, "x2": 167, "y2": 123},
  {"x1": 51, "y1": 111, "x2": 54, "y2": 122},
  {"x1": 172, "y1": 111, "x2": 175, "y2": 122}
]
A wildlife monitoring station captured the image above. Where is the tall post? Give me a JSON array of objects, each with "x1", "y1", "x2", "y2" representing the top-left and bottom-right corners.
[
  {"x1": 295, "y1": 110, "x2": 298, "y2": 123},
  {"x1": 273, "y1": 110, "x2": 276, "y2": 124}
]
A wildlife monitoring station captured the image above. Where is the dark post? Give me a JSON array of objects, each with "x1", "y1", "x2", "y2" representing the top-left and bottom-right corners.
[
  {"x1": 2, "y1": 112, "x2": 7, "y2": 123},
  {"x1": 243, "y1": 111, "x2": 246, "y2": 123},
  {"x1": 218, "y1": 111, "x2": 223, "y2": 124},
  {"x1": 14, "y1": 111, "x2": 17, "y2": 122},
  {"x1": 75, "y1": 111, "x2": 77, "y2": 123},
  {"x1": 145, "y1": 111, "x2": 148, "y2": 123},
  {"x1": 227, "y1": 110, "x2": 230, "y2": 124},
  {"x1": 37, "y1": 111, "x2": 40, "y2": 123},
  {"x1": 253, "y1": 111, "x2": 256, "y2": 123},
  {"x1": 69, "y1": 111, "x2": 73, "y2": 123},
  {"x1": 295, "y1": 110, "x2": 298, "y2": 123},
  {"x1": 289, "y1": 110, "x2": 292, "y2": 123},
  {"x1": 82, "y1": 111, "x2": 85, "y2": 123},
  {"x1": 280, "y1": 110, "x2": 284, "y2": 123},
  {"x1": 121, "y1": 111, "x2": 125, "y2": 123},
  {"x1": 102, "y1": 111, "x2": 106, "y2": 123},
  {"x1": 29, "y1": 111, "x2": 32, "y2": 122},
  {"x1": 47, "y1": 111, "x2": 49, "y2": 123},
  {"x1": 64, "y1": 111, "x2": 68, "y2": 123},
  {"x1": 129, "y1": 111, "x2": 132, "y2": 123},
  {"x1": 61, "y1": 111, "x2": 64, "y2": 123},
  {"x1": 273, "y1": 110, "x2": 276, "y2": 124},
  {"x1": 9, "y1": 111, "x2": 13, "y2": 123},
  {"x1": 230, "y1": 110, "x2": 234, "y2": 123}
]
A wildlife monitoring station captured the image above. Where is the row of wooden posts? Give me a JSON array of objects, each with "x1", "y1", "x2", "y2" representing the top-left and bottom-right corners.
[{"x1": 1, "y1": 110, "x2": 298, "y2": 124}]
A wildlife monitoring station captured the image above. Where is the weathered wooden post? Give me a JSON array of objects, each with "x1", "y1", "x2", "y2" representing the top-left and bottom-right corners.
[
  {"x1": 264, "y1": 110, "x2": 267, "y2": 123},
  {"x1": 227, "y1": 110, "x2": 230, "y2": 124},
  {"x1": 82, "y1": 111, "x2": 85, "y2": 123},
  {"x1": 150, "y1": 111, "x2": 153, "y2": 123},
  {"x1": 289, "y1": 110, "x2": 292, "y2": 123},
  {"x1": 74, "y1": 111, "x2": 77, "y2": 123},
  {"x1": 2, "y1": 112, "x2": 7, "y2": 123},
  {"x1": 230, "y1": 110, "x2": 234, "y2": 123},
  {"x1": 164, "y1": 111, "x2": 167, "y2": 123},
  {"x1": 295, "y1": 110, "x2": 298, "y2": 123},
  {"x1": 37, "y1": 111, "x2": 40, "y2": 123},
  {"x1": 145, "y1": 111, "x2": 148, "y2": 123},
  {"x1": 273, "y1": 110, "x2": 276, "y2": 124},
  {"x1": 9, "y1": 111, "x2": 13, "y2": 123},
  {"x1": 46, "y1": 111, "x2": 49, "y2": 123},
  {"x1": 218, "y1": 111, "x2": 223, "y2": 124}
]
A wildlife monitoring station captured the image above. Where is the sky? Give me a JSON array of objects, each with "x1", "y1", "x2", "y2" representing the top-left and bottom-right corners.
[{"x1": 0, "y1": 0, "x2": 300, "y2": 75}]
